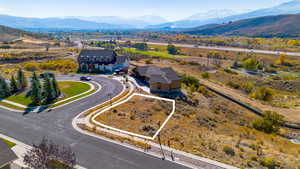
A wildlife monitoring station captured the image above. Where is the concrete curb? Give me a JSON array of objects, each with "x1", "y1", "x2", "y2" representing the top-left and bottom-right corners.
[
  {"x1": 0, "y1": 81, "x2": 100, "y2": 112},
  {"x1": 51, "y1": 81, "x2": 101, "y2": 110},
  {"x1": 0, "y1": 105, "x2": 24, "y2": 113},
  {"x1": 0, "y1": 133, "x2": 88, "y2": 169}
]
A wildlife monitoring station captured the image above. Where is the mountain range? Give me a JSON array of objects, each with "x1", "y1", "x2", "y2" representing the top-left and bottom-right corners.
[
  {"x1": 64, "y1": 15, "x2": 168, "y2": 28},
  {"x1": 185, "y1": 13, "x2": 300, "y2": 37},
  {"x1": 0, "y1": 0, "x2": 300, "y2": 33},
  {"x1": 148, "y1": 0, "x2": 300, "y2": 29}
]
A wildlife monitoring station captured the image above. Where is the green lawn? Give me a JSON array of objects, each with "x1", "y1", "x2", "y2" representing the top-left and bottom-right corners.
[
  {"x1": 58, "y1": 81, "x2": 91, "y2": 98},
  {"x1": 1, "y1": 138, "x2": 16, "y2": 148},
  {"x1": 123, "y1": 48, "x2": 188, "y2": 59},
  {"x1": 50, "y1": 89, "x2": 96, "y2": 108},
  {"x1": 2, "y1": 81, "x2": 91, "y2": 107},
  {"x1": 6, "y1": 94, "x2": 32, "y2": 106}
]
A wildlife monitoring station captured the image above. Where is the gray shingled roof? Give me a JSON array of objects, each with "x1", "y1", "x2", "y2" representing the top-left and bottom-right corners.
[
  {"x1": 78, "y1": 49, "x2": 128, "y2": 65},
  {"x1": 79, "y1": 49, "x2": 116, "y2": 58},
  {"x1": 0, "y1": 139, "x2": 17, "y2": 167},
  {"x1": 116, "y1": 55, "x2": 128, "y2": 65},
  {"x1": 136, "y1": 66, "x2": 180, "y2": 84}
]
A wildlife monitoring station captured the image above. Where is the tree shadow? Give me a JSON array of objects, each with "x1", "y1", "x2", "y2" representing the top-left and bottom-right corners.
[
  {"x1": 23, "y1": 102, "x2": 37, "y2": 115},
  {"x1": 23, "y1": 100, "x2": 55, "y2": 115}
]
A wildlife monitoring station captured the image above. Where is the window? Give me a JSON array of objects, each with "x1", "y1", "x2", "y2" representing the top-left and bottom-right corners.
[{"x1": 157, "y1": 83, "x2": 162, "y2": 90}]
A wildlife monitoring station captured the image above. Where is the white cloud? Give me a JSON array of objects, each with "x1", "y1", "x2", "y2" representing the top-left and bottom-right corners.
[{"x1": 0, "y1": 8, "x2": 11, "y2": 14}]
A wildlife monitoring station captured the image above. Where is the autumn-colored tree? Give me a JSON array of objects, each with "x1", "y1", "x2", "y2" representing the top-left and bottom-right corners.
[
  {"x1": 278, "y1": 54, "x2": 287, "y2": 65},
  {"x1": 23, "y1": 138, "x2": 76, "y2": 169}
]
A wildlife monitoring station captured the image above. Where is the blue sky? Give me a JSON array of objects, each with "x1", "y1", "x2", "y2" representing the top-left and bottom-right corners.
[{"x1": 0, "y1": 0, "x2": 292, "y2": 20}]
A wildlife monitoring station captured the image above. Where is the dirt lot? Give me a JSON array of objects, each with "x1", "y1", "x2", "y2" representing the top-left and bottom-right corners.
[{"x1": 94, "y1": 95, "x2": 173, "y2": 137}]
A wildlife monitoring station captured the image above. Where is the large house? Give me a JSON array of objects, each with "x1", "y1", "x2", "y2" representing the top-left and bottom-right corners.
[
  {"x1": 133, "y1": 66, "x2": 181, "y2": 93},
  {"x1": 78, "y1": 49, "x2": 129, "y2": 73}
]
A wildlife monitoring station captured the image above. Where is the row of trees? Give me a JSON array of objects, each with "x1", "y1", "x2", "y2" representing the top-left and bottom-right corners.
[
  {"x1": 0, "y1": 70, "x2": 61, "y2": 105},
  {"x1": 124, "y1": 41, "x2": 180, "y2": 55},
  {"x1": 30, "y1": 72, "x2": 61, "y2": 105},
  {"x1": 23, "y1": 59, "x2": 78, "y2": 73},
  {"x1": 0, "y1": 69, "x2": 28, "y2": 98}
]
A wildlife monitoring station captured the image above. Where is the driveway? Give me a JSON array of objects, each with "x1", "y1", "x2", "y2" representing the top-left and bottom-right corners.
[{"x1": 0, "y1": 75, "x2": 189, "y2": 169}]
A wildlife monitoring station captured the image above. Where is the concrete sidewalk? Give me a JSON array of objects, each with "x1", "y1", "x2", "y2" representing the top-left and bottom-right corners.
[{"x1": 0, "y1": 134, "x2": 87, "y2": 169}]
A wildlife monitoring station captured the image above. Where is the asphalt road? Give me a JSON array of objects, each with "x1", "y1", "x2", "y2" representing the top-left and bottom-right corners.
[
  {"x1": 116, "y1": 40, "x2": 300, "y2": 57},
  {"x1": 0, "y1": 75, "x2": 189, "y2": 169}
]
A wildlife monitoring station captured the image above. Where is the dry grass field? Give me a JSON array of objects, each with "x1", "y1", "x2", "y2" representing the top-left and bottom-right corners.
[
  {"x1": 94, "y1": 95, "x2": 173, "y2": 137},
  {"x1": 156, "y1": 88, "x2": 300, "y2": 169}
]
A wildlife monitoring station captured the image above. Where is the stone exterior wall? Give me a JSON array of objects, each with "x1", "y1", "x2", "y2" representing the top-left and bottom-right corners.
[
  {"x1": 80, "y1": 63, "x2": 113, "y2": 73},
  {"x1": 150, "y1": 80, "x2": 181, "y2": 92},
  {"x1": 79, "y1": 59, "x2": 129, "y2": 73}
]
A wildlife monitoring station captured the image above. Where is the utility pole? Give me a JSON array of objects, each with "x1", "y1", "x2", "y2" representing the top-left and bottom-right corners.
[
  {"x1": 157, "y1": 121, "x2": 165, "y2": 160},
  {"x1": 108, "y1": 93, "x2": 113, "y2": 107}
]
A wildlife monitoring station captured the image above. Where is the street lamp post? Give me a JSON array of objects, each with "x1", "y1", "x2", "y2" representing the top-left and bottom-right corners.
[
  {"x1": 108, "y1": 93, "x2": 112, "y2": 107},
  {"x1": 168, "y1": 140, "x2": 175, "y2": 161}
]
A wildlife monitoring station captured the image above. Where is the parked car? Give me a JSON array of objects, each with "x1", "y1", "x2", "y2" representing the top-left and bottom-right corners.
[
  {"x1": 39, "y1": 72, "x2": 55, "y2": 78},
  {"x1": 80, "y1": 76, "x2": 92, "y2": 81},
  {"x1": 113, "y1": 69, "x2": 126, "y2": 76}
]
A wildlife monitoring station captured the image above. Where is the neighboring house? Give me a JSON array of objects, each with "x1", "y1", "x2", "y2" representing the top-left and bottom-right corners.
[
  {"x1": 0, "y1": 139, "x2": 17, "y2": 169},
  {"x1": 78, "y1": 49, "x2": 129, "y2": 73},
  {"x1": 133, "y1": 66, "x2": 181, "y2": 93}
]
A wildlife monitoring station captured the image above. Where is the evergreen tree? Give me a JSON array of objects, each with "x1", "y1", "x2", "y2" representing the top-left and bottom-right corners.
[
  {"x1": 10, "y1": 75, "x2": 19, "y2": 94},
  {"x1": 0, "y1": 76, "x2": 10, "y2": 98},
  {"x1": 167, "y1": 44, "x2": 179, "y2": 55},
  {"x1": 17, "y1": 69, "x2": 28, "y2": 90},
  {"x1": 51, "y1": 75, "x2": 61, "y2": 98},
  {"x1": 32, "y1": 72, "x2": 41, "y2": 89},
  {"x1": 30, "y1": 72, "x2": 42, "y2": 104},
  {"x1": 42, "y1": 74, "x2": 56, "y2": 102}
]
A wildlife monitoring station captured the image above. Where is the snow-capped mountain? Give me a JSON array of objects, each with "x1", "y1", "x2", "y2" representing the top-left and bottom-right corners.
[
  {"x1": 186, "y1": 9, "x2": 241, "y2": 20},
  {"x1": 148, "y1": 0, "x2": 300, "y2": 29}
]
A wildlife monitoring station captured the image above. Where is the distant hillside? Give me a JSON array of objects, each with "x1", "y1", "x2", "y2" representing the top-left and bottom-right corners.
[
  {"x1": 0, "y1": 25, "x2": 46, "y2": 42},
  {"x1": 149, "y1": 0, "x2": 300, "y2": 29},
  {"x1": 0, "y1": 15, "x2": 127, "y2": 31},
  {"x1": 0, "y1": 14, "x2": 168, "y2": 30},
  {"x1": 70, "y1": 15, "x2": 168, "y2": 28},
  {"x1": 185, "y1": 13, "x2": 300, "y2": 37}
]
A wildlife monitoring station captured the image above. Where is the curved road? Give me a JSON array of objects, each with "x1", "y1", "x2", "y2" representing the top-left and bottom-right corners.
[{"x1": 0, "y1": 75, "x2": 189, "y2": 169}]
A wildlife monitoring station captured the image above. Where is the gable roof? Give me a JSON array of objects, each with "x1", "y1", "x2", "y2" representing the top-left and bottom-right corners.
[
  {"x1": 79, "y1": 49, "x2": 116, "y2": 58},
  {"x1": 135, "y1": 66, "x2": 181, "y2": 84},
  {"x1": 78, "y1": 49, "x2": 128, "y2": 65},
  {"x1": 0, "y1": 139, "x2": 17, "y2": 167},
  {"x1": 116, "y1": 55, "x2": 128, "y2": 65}
]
